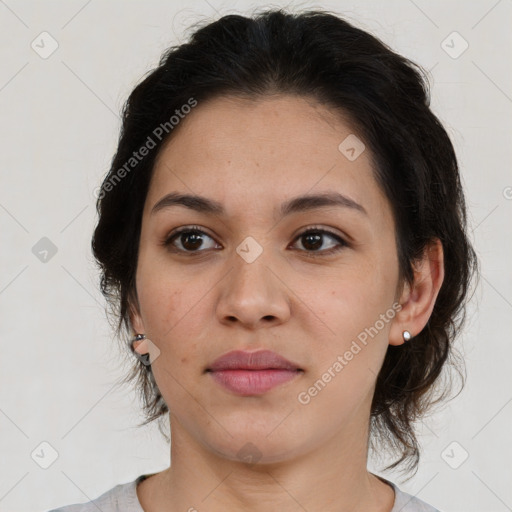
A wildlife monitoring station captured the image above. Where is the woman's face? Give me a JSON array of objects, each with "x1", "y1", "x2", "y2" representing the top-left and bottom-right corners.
[{"x1": 131, "y1": 94, "x2": 402, "y2": 464}]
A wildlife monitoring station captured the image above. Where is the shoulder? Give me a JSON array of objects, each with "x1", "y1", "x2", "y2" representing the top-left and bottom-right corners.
[
  {"x1": 47, "y1": 475, "x2": 147, "y2": 512},
  {"x1": 385, "y1": 478, "x2": 441, "y2": 512}
]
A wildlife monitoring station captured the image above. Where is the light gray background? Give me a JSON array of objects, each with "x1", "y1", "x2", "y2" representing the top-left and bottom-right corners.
[{"x1": 1, "y1": 1, "x2": 511, "y2": 511}]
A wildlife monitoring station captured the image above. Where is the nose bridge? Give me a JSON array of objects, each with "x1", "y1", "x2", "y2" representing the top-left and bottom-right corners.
[{"x1": 216, "y1": 240, "x2": 290, "y2": 327}]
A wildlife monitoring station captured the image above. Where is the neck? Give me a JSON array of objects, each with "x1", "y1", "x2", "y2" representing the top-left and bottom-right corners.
[{"x1": 140, "y1": 413, "x2": 395, "y2": 512}]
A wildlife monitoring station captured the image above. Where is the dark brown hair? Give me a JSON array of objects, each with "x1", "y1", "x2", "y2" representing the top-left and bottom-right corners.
[{"x1": 91, "y1": 9, "x2": 478, "y2": 476}]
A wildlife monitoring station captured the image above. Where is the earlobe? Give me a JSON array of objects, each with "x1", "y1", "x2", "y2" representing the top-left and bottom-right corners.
[{"x1": 389, "y1": 239, "x2": 444, "y2": 346}]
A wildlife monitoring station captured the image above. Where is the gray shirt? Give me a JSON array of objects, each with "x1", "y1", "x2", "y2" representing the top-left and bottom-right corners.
[{"x1": 48, "y1": 474, "x2": 440, "y2": 512}]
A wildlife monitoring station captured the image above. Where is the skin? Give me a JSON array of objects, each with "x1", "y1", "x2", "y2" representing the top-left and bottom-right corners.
[{"x1": 129, "y1": 94, "x2": 444, "y2": 512}]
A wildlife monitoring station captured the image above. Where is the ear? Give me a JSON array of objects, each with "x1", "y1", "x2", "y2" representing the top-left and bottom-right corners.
[
  {"x1": 389, "y1": 238, "x2": 444, "y2": 346},
  {"x1": 128, "y1": 289, "x2": 148, "y2": 355}
]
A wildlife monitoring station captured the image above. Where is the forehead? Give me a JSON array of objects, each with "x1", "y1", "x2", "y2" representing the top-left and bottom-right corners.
[{"x1": 145, "y1": 94, "x2": 391, "y2": 225}]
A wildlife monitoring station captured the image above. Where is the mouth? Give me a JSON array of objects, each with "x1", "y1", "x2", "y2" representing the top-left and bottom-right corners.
[{"x1": 206, "y1": 349, "x2": 304, "y2": 396}]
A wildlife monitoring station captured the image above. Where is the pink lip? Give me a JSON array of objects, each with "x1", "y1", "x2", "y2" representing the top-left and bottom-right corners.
[
  {"x1": 206, "y1": 350, "x2": 303, "y2": 396},
  {"x1": 209, "y1": 369, "x2": 301, "y2": 395}
]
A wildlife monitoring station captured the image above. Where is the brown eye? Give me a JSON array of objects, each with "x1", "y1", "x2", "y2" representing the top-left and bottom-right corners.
[
  {"x1": 301, "y1": 232, "x2": 323, "y2": 251},
  {"x1": 164, "y1": 228, "x2": 219, "y2": 253},
  {"x1": 292, "y1": 228, "x2": 347, "y2": 256}
]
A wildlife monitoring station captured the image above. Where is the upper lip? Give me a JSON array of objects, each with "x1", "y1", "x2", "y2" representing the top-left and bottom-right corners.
[{"x1": 207, "y1": 350, "x2": 302, "y2": 372}]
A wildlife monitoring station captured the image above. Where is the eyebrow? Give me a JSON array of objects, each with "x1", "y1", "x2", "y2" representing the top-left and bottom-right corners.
[{"x1": 150, "y1": 191, "x2": 367, "y2": 218}]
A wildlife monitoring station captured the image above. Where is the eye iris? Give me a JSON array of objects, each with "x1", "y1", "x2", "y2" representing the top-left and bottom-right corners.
[
  {"x1": 181, "y1": 231, "x2": 203, "y2": 250},
  {"x1": 303, "y1": 232, "x2": 322, "y2": 251}
]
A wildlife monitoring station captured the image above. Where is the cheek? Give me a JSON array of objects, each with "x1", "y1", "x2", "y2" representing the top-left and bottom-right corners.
[
  {"x1": 136, "y1": 248, "x2": 194, "y2": 330},
  {"x1": 298, "y1": 281, "x2": 396, "y2": 414},
  {"x1": 323, "y1": 267, "x2": 395, "y2": 327},
  {"x1": 138, "y1": 274, "x2": 206, "y2": 395},
  {"x1": 310, "y1": 258, "x2": 398, "y2": 367},
  {"x1": 135, "y1": 261, "x2": 212, "y2": 364},
  {"x1": 138, "y1": 279, "x2": 181, "y2": 334}
]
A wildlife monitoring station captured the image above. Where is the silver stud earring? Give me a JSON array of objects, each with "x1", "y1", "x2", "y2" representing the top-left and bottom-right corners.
[
  {"x1": 402, "y1": 330, "x2": 412, "y2": 342},
  {"x1": 129, "y1": 333, "x2": 146, "y2": 352}
]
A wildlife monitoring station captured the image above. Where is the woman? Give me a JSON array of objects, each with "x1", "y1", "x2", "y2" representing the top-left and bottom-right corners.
[{"x1": 50, "y1": 8, "x2": 477, "y2": 512}]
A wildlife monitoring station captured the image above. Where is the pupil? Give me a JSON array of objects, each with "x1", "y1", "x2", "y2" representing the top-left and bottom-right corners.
[
  {"x1": 304, "y1": 233, "x2": 322, "y2": 250},
  {"x1": 182, "y1": 232, "x2": 203, "y2": 250}
]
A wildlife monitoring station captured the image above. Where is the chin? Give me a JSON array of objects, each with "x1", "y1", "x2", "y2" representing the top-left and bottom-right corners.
[{"x1": 204, "y1": 429, "x2": 308, "y2": 466}]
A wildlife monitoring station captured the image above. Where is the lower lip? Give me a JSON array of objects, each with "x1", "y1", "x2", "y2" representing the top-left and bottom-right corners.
[{"x1": 208, "y1": 369, "x2": 302, "y2": 395}]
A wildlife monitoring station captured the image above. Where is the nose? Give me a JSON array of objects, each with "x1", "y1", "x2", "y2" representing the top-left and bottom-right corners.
[{"x1": 216, "y1": 249, "x2": 291, "y2": 330}]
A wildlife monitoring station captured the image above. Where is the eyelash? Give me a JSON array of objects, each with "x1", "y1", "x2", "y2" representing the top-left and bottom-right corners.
[{"x1": 162, "y1": 225, "x2": 348, "y2": 258}]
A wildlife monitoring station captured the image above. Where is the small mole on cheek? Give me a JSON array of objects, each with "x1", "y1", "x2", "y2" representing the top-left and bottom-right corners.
[{"x1": 181, "y1": 357, "x2": 188, "y2": 364}]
